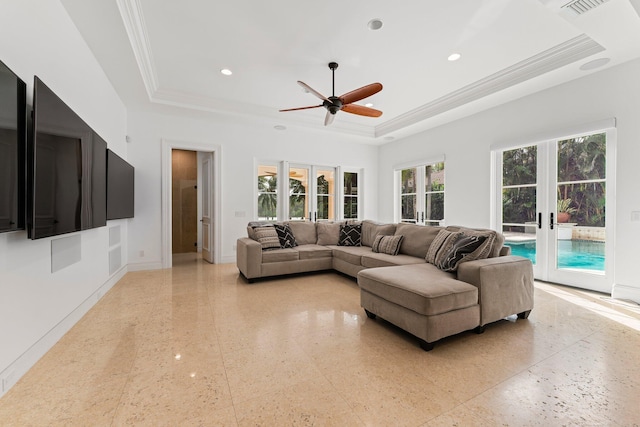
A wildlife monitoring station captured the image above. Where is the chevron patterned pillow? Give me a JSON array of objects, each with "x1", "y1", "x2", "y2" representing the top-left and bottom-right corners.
[
  {"x1": 437, "y1": 234, "x2": 488, "y2": 272},
  {"x1": 338, "y1": 224, "x2": 362, "y2": 246},
  {"x1": 273, "y1": 223, "x2": 298, "y2": 248}
]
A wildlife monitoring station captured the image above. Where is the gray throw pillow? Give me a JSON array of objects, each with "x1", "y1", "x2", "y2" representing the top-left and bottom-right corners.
[
  {"x1": 437, "y1": 234, "x2": 488, "y2": 272},
  {"x1": 253, "y1": 226, "x2": 281, "y2": 251},
  {"x1": 371, "y1": 235, "x2": 404, "y2": 255}
]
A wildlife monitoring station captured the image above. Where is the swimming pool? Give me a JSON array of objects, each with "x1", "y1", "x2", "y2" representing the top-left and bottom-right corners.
[{"x1": 505, "y1": 240, "x2": 605, "y2": 271}]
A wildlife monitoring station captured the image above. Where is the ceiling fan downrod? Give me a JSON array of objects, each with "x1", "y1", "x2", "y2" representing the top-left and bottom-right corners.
[{"x1": 326, "y1": 62, "x2": 341, "y2": 114}]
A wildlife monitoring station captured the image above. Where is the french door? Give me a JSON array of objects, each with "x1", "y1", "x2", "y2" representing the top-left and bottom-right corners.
[
  {"x1": 288, "y1": 164, "x2": 336, "y2": 221},
  {"x1": 398, "y1": 163, "x2": 445, "y2": 226},
  {"x1": 497, "y1": 127, "x2": 615, "y2": 293}
]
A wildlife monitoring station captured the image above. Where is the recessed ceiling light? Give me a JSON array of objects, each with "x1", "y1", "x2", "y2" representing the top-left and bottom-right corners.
[
  {"x1": 220, "y1": 68, "x2": 233, "y2": 76},
  {"x1": 274, "y1": 125, "x2": 287, "y2": 131},
  {"x1": 368, "y1": 18, "x2": 383, "y2": 30},
  {"x1": 365, "y1": 103, "x2": 374, "y2": 107},
  {"x1": 579, "y1": 57, "x2": 610, "y2": 71},
  {"x1": 448, "y1": 53, "x2": 461, "y2": 62}
]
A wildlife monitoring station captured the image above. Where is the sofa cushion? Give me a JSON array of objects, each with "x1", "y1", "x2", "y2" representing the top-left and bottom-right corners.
[
  {"x1": 425, "y1": 229, "x2": 461, "y2": 265},
  {"x1": 358, "y1": 264, "x2": 477, "y2": 316},
  {"x1": 395, "y1": 223, "x2": 443, "y2": 258},
  {"x1": 437, "y1": 234, "x2": 488, "y2": 272},
  {"x1": 253, "y1": 225, "x2": 281, "y2": 250},
  {"x1": 361, "y1": 252, "x2": 426, "y2": 268},
  {"x1": 262, "y1": 248, "x2": 299, "y2": 263},
  {"x1": 446, "y1": 226, "x2": 504, "y2": 258},
  {"x1": 287, "y1": 221, "x2": 317, "y2": 245},
  {"x1": 338, "y1": 223, "x2": 362, "y2": 246},
  {"x1": 296, "y1": 244, "x2": 333, "y2": 260},
  {"x1": 274, "y1": 224, "x2": 298, "y2": 248},
  {"x1": 371, "y1": 234, "x2": 404, "y2": 255},
  {"x1": 316, "y1": 222, "x2": 342, "y2": 246},
  {"x1": 361, "y1": 220, "x2": 396, "y2": 247},
  {"x1": 331, "y1": 245, "x2": 372, "y2": 265}
]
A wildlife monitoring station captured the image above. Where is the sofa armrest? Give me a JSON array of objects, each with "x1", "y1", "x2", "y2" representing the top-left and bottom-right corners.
[
  {"x1": 237, "y1": 237, "x2": 262, "y2": 280},
  {"x1": 457, "y1": 256, "x2": 534, "y2": 326}
]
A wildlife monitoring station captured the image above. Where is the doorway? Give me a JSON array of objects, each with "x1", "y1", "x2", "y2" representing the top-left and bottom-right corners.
[
  {"x1": 495, "y1": 123, "x2": 615, "y2": 294},
  {"x1": 161, "y1": 140, "x2": 221, "y2": 268}
]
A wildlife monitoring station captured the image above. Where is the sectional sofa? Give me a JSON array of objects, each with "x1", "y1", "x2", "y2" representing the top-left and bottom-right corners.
[{"x1": 236, "y1": 220, "x2": 534, "y2": 350}]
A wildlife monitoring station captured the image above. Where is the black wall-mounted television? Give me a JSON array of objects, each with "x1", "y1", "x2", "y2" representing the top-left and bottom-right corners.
[
  {"x1": 0, "y1": 60, "x2": 27, "y2": 233},
  {"x1": 28, "y1": 77, "x2": 106, "y2": 239},
  {"x1": 106, "y1": 149, "x2": 134, "y2": 220}
]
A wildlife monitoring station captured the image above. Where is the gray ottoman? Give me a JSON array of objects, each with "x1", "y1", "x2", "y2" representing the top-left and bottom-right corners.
[{"x1": 358, "y1": 264, "x2": 481, "y2": 351}]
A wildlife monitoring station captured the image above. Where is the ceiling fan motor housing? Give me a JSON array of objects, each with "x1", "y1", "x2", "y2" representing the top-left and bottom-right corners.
[{"x1": 324, "y1": 96, "x2": 343, "y2": 114}]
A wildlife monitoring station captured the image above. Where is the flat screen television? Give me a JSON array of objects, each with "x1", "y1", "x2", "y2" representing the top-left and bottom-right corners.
[
  {"x1": 106, "y1": 149, "x2": 134, "y2": 219},
  {"x1": 29, "y1": 77, "x2": 106, "y2": 239},
  {"x1": 0, "y1": 60, "x2": 26, "y2": 233}
]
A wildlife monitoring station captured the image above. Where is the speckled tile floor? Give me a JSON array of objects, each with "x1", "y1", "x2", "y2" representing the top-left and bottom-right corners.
[{"x1": 1, "y1": 253, "x2": 639, "y2": 426}]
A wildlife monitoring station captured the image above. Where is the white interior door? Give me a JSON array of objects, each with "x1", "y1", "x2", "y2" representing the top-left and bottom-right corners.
[{"x1": 200, "y1": 152, "x2": 214, "y2": 263}]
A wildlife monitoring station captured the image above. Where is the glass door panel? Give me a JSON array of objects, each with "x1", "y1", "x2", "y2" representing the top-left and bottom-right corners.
[
  {"x1": 316, "y1": 168, "x2": 335, "y2": 221},
  {"x1": 425, "y1": 163, "x2": 445, "y2": 226},
  {"x1": 343, "y1": 172, "x2": 358, "y2": 219},
  {"x1": 501, "y1": 146, "x2": 538, "y2": 267},
  {"x1": 400, "y1": 168, "x2": 417, "y2": 223},
  {"x1": 289, "y1": 166, "x2": 309, "y2": 220},
  {"x1": 552, "y1": 133, "x2": 607, "y2": 277}
]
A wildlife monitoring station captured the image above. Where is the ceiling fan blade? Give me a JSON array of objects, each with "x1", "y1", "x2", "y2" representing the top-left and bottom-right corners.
[
  {"x1": 342, "y1": 104, "x2": 383, "y2": 117},
  {"x1": 297, "y1": 81, "x2": 329, "y2": 102},
  {"x1": 339, "y1": 83, "x2": 383, "y2": 105},
  {"x1": 324, "y1": 111, "x2": 335, "y2": 126},
  {"x1": 279, "y1": 104, "x2": 323, "y2": 112}
]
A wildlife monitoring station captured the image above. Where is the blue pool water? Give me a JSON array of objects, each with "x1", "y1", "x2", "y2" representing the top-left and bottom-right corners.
[{"x1": 505, "y1": 240, "x2": 605, "y2": 271}]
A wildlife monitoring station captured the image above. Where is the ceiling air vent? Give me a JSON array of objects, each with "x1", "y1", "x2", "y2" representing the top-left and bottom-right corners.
[{"x1": 561, "y1": 0, "x2": 610, "y2": 16}]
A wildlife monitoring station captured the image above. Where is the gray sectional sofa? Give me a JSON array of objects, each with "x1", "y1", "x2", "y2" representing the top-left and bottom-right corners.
[{"x1": 236, "y1": 220, "x2": 534, "y2": 350}]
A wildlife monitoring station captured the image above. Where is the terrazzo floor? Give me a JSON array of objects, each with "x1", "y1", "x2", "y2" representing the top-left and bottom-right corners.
[{"x1": 1, "y1": 253, "x2": 639, "y2": 426}]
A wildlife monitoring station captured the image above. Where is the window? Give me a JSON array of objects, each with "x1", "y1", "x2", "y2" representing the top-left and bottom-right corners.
[
  {"x1": 397, "y1": 161, "x2": 445, "y2": 226},
  {"x1": 257, "y1": 164, "x2": 278, "y2": 220},
  {"x1": 343, "y1": 171, "x2": 359, "y2": 219},
  {"x1": 288, "y1": 166, "x2": 309, "y2": 220}
]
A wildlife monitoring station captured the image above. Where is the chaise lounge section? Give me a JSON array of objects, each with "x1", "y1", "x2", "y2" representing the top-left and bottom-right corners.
[{"x1": 236, "y1": 220, "x2": 534, "y2": 350}]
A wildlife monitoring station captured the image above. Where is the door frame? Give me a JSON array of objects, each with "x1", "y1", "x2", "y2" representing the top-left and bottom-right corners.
[
  {"x1": 491, "y1": 118, "x2": 616, "y2": 293},
  {"x1": 161, "y1": 139, "x2": 222, "y2": 268}
]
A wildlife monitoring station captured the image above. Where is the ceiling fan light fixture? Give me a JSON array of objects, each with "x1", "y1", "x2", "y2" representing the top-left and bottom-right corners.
[
  {"x1": 220, "y1": 68, "x2": 233, "y2": 76},
  {"x1": 448, "y1": 53, "x2": 461, "y2": 62},
  {"x1": 368, "y1": 18, "x2": 383, "y2": 30}
]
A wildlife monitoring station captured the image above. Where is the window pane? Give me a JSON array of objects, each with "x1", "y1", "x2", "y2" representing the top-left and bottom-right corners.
[
  {"x1": 502, "y1": 187, "x2": 536, "y2": 224},
  {"x1": 316, "y1": 169, "x2": 334, "y2": 221},
  {"x1": 401, "y1": 168, "x2": 416, "y2": 193},
  {"x1": 257, "y1": 164, "x2": 277, "y2": 220},
  {"x1": 503, "y1": 146, "x2": 537, "y2": 186},
  {"x1": 289, "y1": 167, "x2": 309, "y2": 220},
  {"x1": 344, "y1": 197, "x2": 358, "y2": 219},
  {"x1": 425, "y1": 163, "x2": 444, "y2": 192},
  {"x1": 426, "y1": 193, "x2": 444, "y2": 221},
  {"x1": 557, "y1": 133, "x2": 606, "y2": 182},
  {"x1": 344, "y1": 172, "x2": 358, "y2": 195},
  {"x1": 557, "y1": 182, "x2": 605, "y2": 227},
  {"x1": 401, "y1": 194, "x2": 416, "y2": 222}
]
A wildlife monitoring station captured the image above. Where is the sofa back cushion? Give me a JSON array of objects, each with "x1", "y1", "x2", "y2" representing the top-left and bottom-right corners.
[
  {"x1": 316, "y1": 222, "x2": 342, "y2": 245},
  {"x1": 361, "y1": 220, "x2": 396, "y2": 247},
  {"x1": 395, "y1": 223, "x2": 443, "y2": 259},
  {"x1": 286, "y1": 221, "x2": 317, "y2": 245},
  {"x1": 445, "y1": 226, "x2": 504, "y2": 258}
]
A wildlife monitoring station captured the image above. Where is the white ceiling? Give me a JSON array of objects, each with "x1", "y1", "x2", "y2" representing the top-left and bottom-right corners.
[{"x1": 61, "y1": 0, "x2": 640, "y2": 143}]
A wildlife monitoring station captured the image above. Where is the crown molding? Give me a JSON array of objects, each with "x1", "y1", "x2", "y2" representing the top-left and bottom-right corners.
[{"x1": 375, "y1": 34, "x2": 604, "y2": 137}]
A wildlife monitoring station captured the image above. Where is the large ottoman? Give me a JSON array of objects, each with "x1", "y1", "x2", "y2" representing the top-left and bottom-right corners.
[{"x1": 358, "y1": 264, "x2": 481, "y2": 351}]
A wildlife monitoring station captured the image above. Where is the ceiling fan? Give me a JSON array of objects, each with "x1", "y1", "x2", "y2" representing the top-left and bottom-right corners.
[{"x1": 280, "y1": 62, "x2": 383, "y2": 126}]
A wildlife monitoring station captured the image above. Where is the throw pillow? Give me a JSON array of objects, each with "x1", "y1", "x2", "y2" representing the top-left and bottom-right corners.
[
  {"x1": 253, "y1": 226, "x2": 281, "y2": 251},
  {"x1": 437, "y1": 234, "x2": 488, "y2": 272},
  {"x1": 338, "y1": 223, "x2": 362, "y2": 246},
  {"x1": 316, "y1": 222, "x2": 342, "y2": 246},
  {"x1": 273, "y1": 223, "x2": 297, "y2": 248},
  {"x1": 425, "y1": 229, "x2": 461, "y2": 265},
  {"x1": 372, "y1": 234, "x2": 404, "y2": 255}
]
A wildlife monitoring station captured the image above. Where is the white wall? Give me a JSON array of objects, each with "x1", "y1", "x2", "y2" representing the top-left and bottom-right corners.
[
  {"x1": 0, "y1": 1, "x2": 127, "y2": 395},
  {"x1": 126, "y1": 108, "x2": 380, "y2": 268},
  {"x1": 378, "y1": 58, "x2": 640, "y2": 302}
]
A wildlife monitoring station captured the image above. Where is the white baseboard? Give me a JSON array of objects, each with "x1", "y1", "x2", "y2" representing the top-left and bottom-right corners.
[
  {"x1": 127, "y1": 261, "x2": 163, "y2": 271},
  {"x1": 612, "y1": 283, "x2": 640, "y2": 305},
  {"x1": 220, "y1": 255, "x2": 235, "y2": 264},
  {"x1": 0, "y1": 267, "x2": 127, "y2": 397}
]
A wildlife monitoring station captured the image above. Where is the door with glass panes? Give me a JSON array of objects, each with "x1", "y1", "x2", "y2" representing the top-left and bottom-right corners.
[
  {"x1": 399, "y1": 163, "x2": 445, "y2": 226},
  {"x1": 497, "y1": 129, "x2": 614, "y2": 293},
  {"x1": 288, "y1": 164, "x2": 336, "y2": 221}
]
